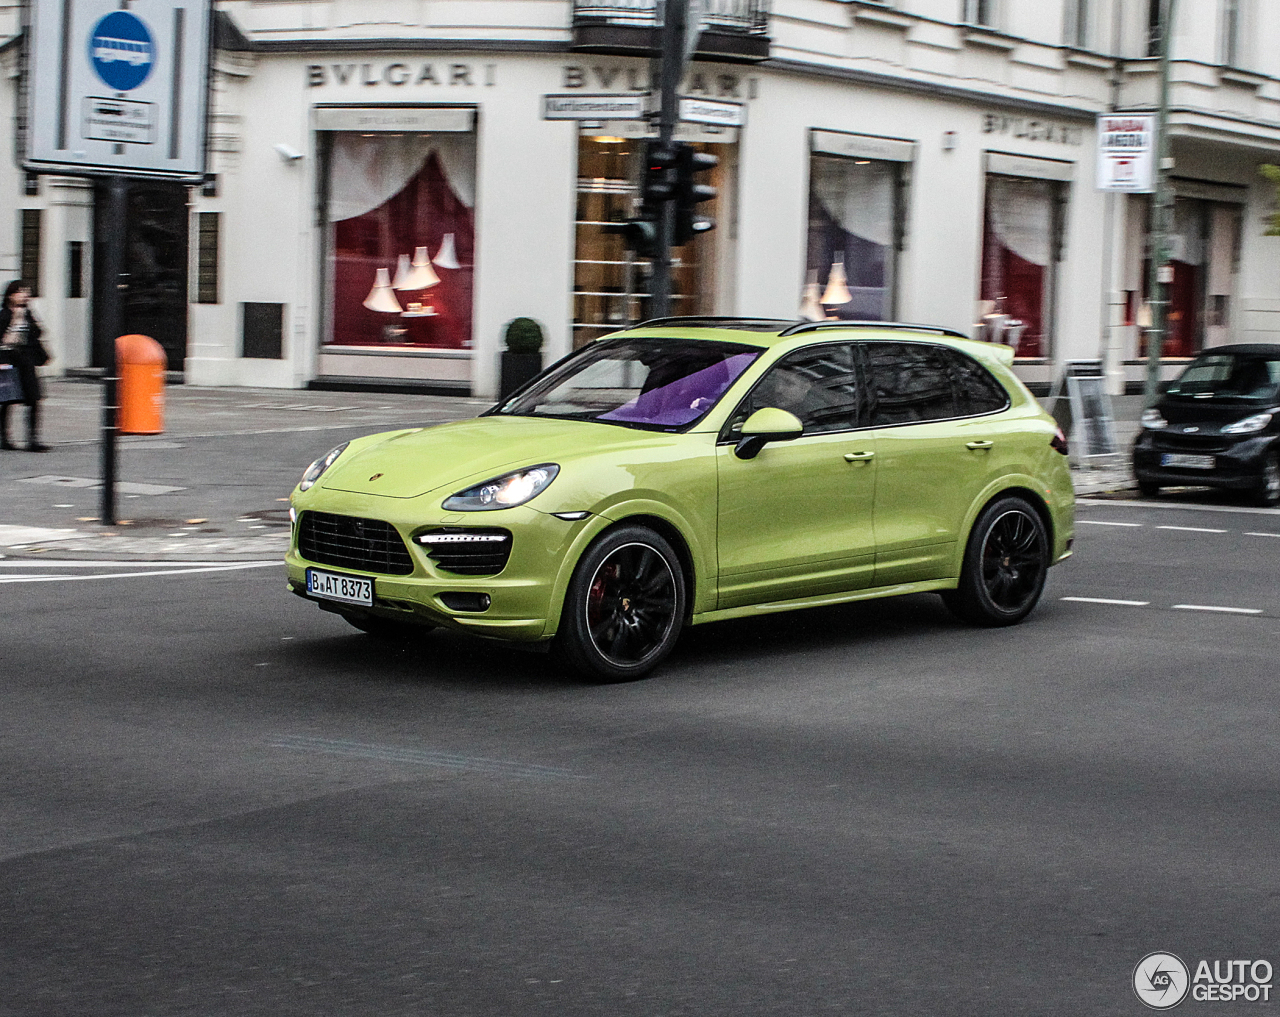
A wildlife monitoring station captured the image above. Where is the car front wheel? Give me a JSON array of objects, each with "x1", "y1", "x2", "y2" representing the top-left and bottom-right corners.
[
  {"x1": 943, "y1": 496, "x2": 1050, "y2": 627},
  {"x1": 555, "y1": 525, "x2": 686, "y2": 682},
  {"x1": 1253, "y1": 454, "x2": 1280, "y2": 507}
]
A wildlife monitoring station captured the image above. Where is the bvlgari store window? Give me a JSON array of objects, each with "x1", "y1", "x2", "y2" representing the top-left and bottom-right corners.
[
  {"x1": 317, "y1": 107, "x2": 476, "y2": 380},
  {"x1": 802, "y1": 131, "x2": 912, "y2": 323},
  {"x1": 977, "y1": 153, "x2": 1072, "y2": 360}
]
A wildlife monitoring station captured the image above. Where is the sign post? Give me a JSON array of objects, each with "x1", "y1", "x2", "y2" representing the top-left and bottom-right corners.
[{"x1": 22, "y1": 0, "x2": 213, "y2": 525}]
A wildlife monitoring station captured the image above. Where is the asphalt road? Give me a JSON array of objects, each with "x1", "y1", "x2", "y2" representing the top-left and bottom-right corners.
[{"x1": 2, "y1": 496, "x2": 1279, "y2": 1015}]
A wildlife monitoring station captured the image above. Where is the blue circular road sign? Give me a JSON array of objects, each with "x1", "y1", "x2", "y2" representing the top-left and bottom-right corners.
[{"x1": 89, "y1": 11, "x2": 154, "y2": 92}]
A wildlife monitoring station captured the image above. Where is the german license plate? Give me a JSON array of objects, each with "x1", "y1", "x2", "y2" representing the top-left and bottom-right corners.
[
  {"x1": 305, "y1": 568, "x2": 373, "y2": 606},
  {"x1": 1161, "y1": 453, "x2": 1215, "y2": 470}
]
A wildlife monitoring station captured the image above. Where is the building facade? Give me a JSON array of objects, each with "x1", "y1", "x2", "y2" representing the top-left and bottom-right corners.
[{"x1": 1, "y1": 0, "x2": 1279, "y2": 397}]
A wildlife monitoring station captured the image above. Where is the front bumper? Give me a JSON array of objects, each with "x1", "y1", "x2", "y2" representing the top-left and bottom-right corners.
[
  {"x1": 1132, "y1": 432, "x2": 1275, "y2": 490},
  {"x1": 285, "y1": 488, "x2": 596, "y2": 642}
]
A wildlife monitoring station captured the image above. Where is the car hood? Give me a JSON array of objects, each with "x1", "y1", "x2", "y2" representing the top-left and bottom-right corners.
[
  {"x1": 319, "y1": 415, "x2": 635, "y2": 499},
  {"x1": 1159, "y1": 397, "x2": 1279, "y2": 429}
]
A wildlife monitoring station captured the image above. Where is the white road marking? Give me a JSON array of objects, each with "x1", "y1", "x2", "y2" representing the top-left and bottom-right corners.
[
  {"x1": 1077, "y1": 498, "x2": 1280, "y2": 517},
  {"x1": 269, "y1": 735, "x2": 588, "y2": 780},
  {"x1": 1156, "y1": 525, "x2": 1228, "y2": 534},
  {"x1": 1077, "y1": 520, "x2": 1143, "y2": 527},
  {"x1": 1245, "y1": 532, "x2": 1280, "y2": 539},
  {"x1": 0, "y1": 562, "x2": 280, "y2": 584},
  {"x1": 1060, "y1": 596, "x2": 1150, "y2": 607},
  {"x1": 1171, "y1": 604, "x2": 1263, "y2": 615}
]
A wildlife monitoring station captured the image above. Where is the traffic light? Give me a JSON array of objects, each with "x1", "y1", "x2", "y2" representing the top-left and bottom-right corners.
[
  {"x1": 604, "y1": 216, "x2": 659, "y2": 260},
  {"x1": 640, "y1": 141, "x2": 680, "y2": 213},
  {"x1": 606, "y1": 141, "x2": 679, "y2": 259},
  {"x1": 673, "y1": 143, "x2": 718, "y2": 246}
]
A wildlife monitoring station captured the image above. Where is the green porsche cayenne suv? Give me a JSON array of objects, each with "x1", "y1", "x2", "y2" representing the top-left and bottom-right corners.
[{"x1": 287, "y1": 318, "x2": 1075, "y2": 681}]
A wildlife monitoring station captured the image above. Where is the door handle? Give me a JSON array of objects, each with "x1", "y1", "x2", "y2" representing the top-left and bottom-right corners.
[
  {"x1": 844, "y1": 451, "x2": 875, "y2": 463},
  {"x1": 965, "y1": 440, "x2": 994, "y2": 451}
]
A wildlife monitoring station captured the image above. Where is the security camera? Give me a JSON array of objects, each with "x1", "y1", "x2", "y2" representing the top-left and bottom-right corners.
[{"x1": 273, "y1": 143, "x2": 304, "y2": 163}]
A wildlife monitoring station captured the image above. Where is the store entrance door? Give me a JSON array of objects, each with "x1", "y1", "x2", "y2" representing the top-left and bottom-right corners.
[{"x1": 92, "y1": 180, "x2": 190, "y2": 373}]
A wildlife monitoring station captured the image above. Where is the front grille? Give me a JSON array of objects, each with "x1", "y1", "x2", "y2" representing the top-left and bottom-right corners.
[
  {"x1": 298, "y1": 511, "x2": 414, "y2": 576},
  {"x1": 415, "y1": 528, "x2": 513, "y2": 576},
  {"x1": 1153, "y1": 432, "x2": 1235, "y2": 454}
]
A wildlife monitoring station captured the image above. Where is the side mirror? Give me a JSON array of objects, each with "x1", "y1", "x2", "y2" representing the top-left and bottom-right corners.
[{"x1": 734, "y1": 407, "x2": 804, "y2": 460}]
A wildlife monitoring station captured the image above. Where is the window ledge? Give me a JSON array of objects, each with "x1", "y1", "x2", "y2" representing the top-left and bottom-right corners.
[
  {"x1": 964, "y1": 28, "x2": 1017, "y2": 52},
  {"x1": 1220, "y1": 67, "x2": 1266, "y2": 88},
  {"x1": 850, "y1": 3, "x2": 913, "y2": 30},
  {"x1": 1065, "y1": 49, "x2": 1113, "y2": 70}
]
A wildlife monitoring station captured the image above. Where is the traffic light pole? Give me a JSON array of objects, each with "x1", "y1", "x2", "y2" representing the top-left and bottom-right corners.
[
  {"x1": 100, "y1": 174, "x2": 127, "y2": 527},
  {"x1": 649, "y1": 0, "x2": 686, "y2": 319},
  {"x1": 1142, "y1": 0, "x2": 1177, "y2": 409}
]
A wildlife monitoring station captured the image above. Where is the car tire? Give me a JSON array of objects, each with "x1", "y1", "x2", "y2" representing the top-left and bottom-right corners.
[
  {"x1": 554, "y1": 525, "x2": 686, "y2": 682},
  {"x1": 343, "y1": 612, "x2": 433, "y2": 641},
  {"x1": 942, "y1": 496, "x2": 1050, "y2": 627},
  {"x1": 1253, "y1": 454, "x2": 1280, "y2": 507},
  {"x1": 1137, "y1": 478, "x2": 1161, "y2": 497}
]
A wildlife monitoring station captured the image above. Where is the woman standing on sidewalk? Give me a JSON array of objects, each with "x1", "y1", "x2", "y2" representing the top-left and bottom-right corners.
[{"x1": 0, "y1": 280, "x2": 50, "y2": 452}]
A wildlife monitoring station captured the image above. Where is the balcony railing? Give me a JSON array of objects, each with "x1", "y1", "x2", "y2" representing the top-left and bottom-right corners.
[{"x1": 571, "y1": 0, "x2": 770, "y2": 62}]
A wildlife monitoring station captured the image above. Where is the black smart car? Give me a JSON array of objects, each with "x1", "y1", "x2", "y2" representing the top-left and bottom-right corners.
[{"x1": 1133, "y1": 344, "x2": 1280, "y2": 505}]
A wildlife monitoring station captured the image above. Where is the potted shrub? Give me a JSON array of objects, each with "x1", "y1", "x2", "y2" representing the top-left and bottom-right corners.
[{"x1": 499, "y1": 317, "x2": 544, "y2": 399}]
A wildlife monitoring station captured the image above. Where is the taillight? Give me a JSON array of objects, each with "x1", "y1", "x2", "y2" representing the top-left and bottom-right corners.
[{"x1": 1050, "y1": 426, "x2": 1069, "y2": 456}]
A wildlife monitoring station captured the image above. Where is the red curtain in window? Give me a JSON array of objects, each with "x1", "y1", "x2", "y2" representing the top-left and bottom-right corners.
[{"x1": 331, "y1": 151, "x2": 474, "y2": 349}]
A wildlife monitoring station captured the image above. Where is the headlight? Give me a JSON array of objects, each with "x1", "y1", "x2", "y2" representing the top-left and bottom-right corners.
[
  {"x1": 1222, "y1": 411, "x2": 1273, "y2": 435},
  {"x1": 1141, "y1": 409, "x2": 1168, "y2": 429},
  {"x1": 299, "y1": 442, "x2": 349, "y2": 491},
  {"x1": 443, "y1": 464, "x2": 560, "y2": 511}
]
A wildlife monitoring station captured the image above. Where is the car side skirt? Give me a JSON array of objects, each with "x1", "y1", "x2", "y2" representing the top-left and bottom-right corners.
[{"x1": 689, "y1": 578, "x2": 958, "y2": 627}]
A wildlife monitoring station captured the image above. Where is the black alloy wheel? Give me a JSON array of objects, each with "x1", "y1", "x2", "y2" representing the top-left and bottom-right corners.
[
  {"x1": 1254, "y1": 454, "x2": 1280, "y2": 507},
  {"x1": 556, "y1": 525, "x2": 686, "y2": 682},
  {"x1": 943, "y1": 496, "x2": 1050, "y2": 627}
]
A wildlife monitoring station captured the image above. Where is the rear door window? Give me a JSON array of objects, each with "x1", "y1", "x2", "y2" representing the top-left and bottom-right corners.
[
  {"x1": 863, "y1": 342, "x2": 956, "y2": 425},
  {"x1": 940, "y1": 348, "x2": 1010, "y2": 416}
]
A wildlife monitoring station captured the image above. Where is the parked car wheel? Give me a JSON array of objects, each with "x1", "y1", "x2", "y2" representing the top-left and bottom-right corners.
[
  {"x1": 1254, "y1": 453, "x2": 1280, "y2": 507},
  {"x1": 555, "y1": 525, "x2": 686, "y2": 682},
  {"x1": 943, "y1": 496, "x2": 1050, "y2": 627},
  {"x1": 343, "y1": 613, "x2": 433, "y2": 641}
]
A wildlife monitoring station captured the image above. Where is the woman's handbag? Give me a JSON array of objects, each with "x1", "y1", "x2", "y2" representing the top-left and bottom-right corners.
[
  {"x1": 0, "y1": 363, "x2": 23, "y2": 403},
  {"x1": 28, "y1": 338, "x2": 50, "y2": 367}
]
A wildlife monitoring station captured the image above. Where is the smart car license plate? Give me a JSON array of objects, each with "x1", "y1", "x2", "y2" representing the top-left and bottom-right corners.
[
  {"x1": 305, "y1": 568, "x2": 373, "y2": 606},
  {"x1": 1161, "y1": 453, "x2": 1215, "y2": 470}
]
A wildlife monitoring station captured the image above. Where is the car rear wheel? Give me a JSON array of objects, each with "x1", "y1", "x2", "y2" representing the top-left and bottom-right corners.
[
  {"x1": 1137, "y1": 478, "x2": 1161, "y2": 497},
  {"x1": 1253, "y1": 454, "x2": 1280, "y2": 507},
  {"x1": 555, "y1": 525, "x2": 686, "y2": 682},
  {"x1": 943, "y1": 496, "x2": 1050, "y2": 627}
]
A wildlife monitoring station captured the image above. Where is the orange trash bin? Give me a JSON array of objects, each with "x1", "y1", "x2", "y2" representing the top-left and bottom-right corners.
[{"x1": 116, "y1": 334, "x2": 167, "y2": 434}]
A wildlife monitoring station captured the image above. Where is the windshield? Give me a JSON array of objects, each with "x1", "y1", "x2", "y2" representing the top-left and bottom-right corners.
[
  {"x1": 494, "y1": 336, "x2": 762, "y2": 430},
  {"x1": 1167, "y1": 353, "x2": 1280, "y2": 401}
]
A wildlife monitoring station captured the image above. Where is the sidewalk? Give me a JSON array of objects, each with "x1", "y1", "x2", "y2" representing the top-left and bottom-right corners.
[
  {"x1": 0, "y1": 379, "x2": 491, "y2": 561},
  {"x1": 0, "y1": 380, "x2": 1140, "y2": 561}
]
